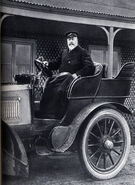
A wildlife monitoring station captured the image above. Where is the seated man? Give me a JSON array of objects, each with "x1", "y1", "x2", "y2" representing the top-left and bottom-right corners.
[{"x1": 37, "y1": 32, "x2": 95, "y2": 119}]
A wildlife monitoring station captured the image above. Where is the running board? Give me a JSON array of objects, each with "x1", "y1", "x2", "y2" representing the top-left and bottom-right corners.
[{"x1": 33, "y1": 118, "x2": 60, "y2": 131}]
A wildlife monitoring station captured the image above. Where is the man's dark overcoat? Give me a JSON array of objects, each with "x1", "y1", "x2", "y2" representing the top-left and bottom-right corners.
[
  {"x1": 48, "y1": 45, "x2": 95, "y2": 76},
  {"x1": 38, "y1": 45, "x2": 95, "y2": 119}
]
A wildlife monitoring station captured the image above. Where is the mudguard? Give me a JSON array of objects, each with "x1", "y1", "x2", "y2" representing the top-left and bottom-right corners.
[
  {"x1": 51, "y1": 102, "x2": 131, "y2": 152},
  {"x1": 2, "y1": 121, "x2": 29, "y2": 177}
]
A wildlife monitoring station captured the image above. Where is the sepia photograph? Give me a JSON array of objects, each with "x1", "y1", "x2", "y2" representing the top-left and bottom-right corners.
[{"x1": 1, "y1": 0, "x2": 135, "y2": 184}]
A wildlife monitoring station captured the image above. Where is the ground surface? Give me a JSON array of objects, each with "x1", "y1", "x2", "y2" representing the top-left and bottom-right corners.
[{"x1": 2, "y1": 145, "x2": 135, "y2": 185}]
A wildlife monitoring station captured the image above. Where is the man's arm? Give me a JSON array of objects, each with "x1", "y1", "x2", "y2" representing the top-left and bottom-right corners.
[
  {"x1": 76, "y1": 49, "x2": 95, "y2": 77},
  {"x1": 48, "y1": 52, "x2": 62, "y2": 70}
]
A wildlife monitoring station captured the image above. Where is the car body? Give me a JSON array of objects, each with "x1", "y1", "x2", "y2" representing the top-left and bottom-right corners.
[{"x1": 2, "y1": 62, "x2": 135, "y2": 180}]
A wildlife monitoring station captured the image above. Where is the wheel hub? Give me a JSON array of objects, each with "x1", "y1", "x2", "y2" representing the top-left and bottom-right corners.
[{"x1": 104, "y1": 139, "x2": 114, "y2": 150}]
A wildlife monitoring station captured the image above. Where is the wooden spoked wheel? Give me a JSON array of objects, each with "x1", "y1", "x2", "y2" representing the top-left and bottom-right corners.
[{"x1": 79, "y1": 109, "x2": 131, "y2": 180}]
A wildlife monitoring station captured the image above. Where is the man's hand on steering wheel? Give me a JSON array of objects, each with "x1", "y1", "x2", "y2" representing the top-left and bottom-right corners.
[
  {"x1": 72, "y1": 73, "x2": 78, "y2": 79},
  {"x1": 42, "y1": 61, "x2": 49, "y2": 67},
  {"x1": 35, "y1": 57, "x2": 52, "y2": 77}
]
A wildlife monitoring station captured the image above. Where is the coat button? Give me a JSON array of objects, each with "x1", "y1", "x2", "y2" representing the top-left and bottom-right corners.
[{"x1": 68, "y1": 61, "x2": 71, "y2": 64}]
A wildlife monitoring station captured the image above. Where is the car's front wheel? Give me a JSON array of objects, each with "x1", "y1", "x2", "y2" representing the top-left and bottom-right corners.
[{"x1": 79, "y1": 109, "x2": 131, "y2": 180}]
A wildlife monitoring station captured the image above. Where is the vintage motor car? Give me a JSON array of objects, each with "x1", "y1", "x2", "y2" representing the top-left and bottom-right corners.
[{"x1": 1, "y1": 59, "x2": 135, "y2": 180}]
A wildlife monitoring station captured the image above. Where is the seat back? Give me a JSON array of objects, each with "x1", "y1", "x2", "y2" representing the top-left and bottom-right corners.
[
  {"x1": 68, "y1": 63, "x2": 103, "y2": 98},
  {"x1": 97, "y1": 62, "x2": 135, "y2": 104},
  {"x1": 115, "y1": 62, "x2": 135, "y2": 79}
]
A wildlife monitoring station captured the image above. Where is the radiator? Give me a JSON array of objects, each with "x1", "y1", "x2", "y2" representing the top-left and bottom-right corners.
[
  {"x1": 1, "y1": 84, "x2": 32, "y2": 125},
  {"x1": 2, "y1": 99, "x2": 20, "y2": 122}
]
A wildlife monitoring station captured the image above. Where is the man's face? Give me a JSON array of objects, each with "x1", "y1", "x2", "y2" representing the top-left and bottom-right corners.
[{"x1": 67, "y1": 36, "x2": 78, "y2": 51}]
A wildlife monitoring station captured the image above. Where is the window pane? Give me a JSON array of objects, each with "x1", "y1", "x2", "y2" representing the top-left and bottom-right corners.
[
  {"x1": 17, "y1": 65, "x2": 31, "y2": 74},
  {"x1": 1, "y1": 43, "x2": 12, "y2": 83},
  {"x1": 15, "y1": 44, "x2": 31, "y2": 74},
  {"x1": 91, "y1": 49, "x2": 105, "y2": 64},
  {"x1": 2, "y1": 43, "x2": 12, "y2": 64},
  {"x1": 113, "y1": 50, "x2": 120, "y2": 76},
  {"x1": 1, "y1": 64, "x2": 12, "y2": 83},
  {"x1": 89, "y1": 45, "x2": 121, "y2": 77},
  {"x1": 15, "y1": 44, "x2": 31, "y2": 65}
]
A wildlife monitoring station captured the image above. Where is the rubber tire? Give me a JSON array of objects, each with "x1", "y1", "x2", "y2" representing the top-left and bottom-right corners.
[{"x1": 79, "y1": 109, "x2": 131, "y2": 180}]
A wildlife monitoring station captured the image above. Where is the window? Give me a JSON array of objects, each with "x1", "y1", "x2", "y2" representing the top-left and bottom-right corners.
[
  {"x1": 1, "y1": 42, "x2": 13, "y2": 83},
  {"x1": 89, "y1": 45, "x2": 121, "y2": 77},
  {"x1": 1, "y1": 38, "x2": 36, "y2": 83}
]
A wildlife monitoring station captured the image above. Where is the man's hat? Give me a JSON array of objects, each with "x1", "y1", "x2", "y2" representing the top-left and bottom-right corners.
[{"x1": 66, "y1": 32, "x2": 78, "y2": 39}]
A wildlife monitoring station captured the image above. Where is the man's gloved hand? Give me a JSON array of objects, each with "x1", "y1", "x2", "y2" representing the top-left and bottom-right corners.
[
  {"x1": 72, "y1": 73, "x2": 78, "y2": 79},
  {"x1": 37, "y1": 56, "x2": 49, "y2": 67},
  {"x1": 42, "y1": 61, "x2": 49, "y2": 67}
]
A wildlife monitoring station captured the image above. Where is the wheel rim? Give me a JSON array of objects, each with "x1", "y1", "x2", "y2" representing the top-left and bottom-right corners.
[{"x1": 86, "y1": 116, "x2": 125, "y2": 172}]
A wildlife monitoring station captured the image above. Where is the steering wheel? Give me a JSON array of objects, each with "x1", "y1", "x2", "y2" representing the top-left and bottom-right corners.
[
  {"x1": 35, "y1": 58, "x2": 73, "y2": 84},
  {"x1": 34, "y1": 58, "x2": 52, "y2": 77}
]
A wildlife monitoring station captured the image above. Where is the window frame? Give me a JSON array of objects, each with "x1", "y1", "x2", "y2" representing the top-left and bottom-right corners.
[
  {"x1": 1, "y1": 37, "x2": 36, "y2": 83},
  {"x1": 89, "y1": 45, "x2": 121, "y2": 77}
]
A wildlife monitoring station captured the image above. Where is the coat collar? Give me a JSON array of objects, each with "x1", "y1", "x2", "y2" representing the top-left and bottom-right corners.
[{"x1": 67, "y1": 45, "x2": 81, "y2": 53}]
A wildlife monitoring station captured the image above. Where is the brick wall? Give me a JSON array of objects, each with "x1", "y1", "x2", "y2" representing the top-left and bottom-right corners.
[{"x1": 121, "y1": 47, "x2": 135, "y2": 142}]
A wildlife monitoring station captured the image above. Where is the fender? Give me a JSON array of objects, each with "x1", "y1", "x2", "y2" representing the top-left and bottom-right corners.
[
  {"x1": 2, "y1": 121, "x2": 29, "y2": 177},
  {"x1": 51, "y1": 102, "x2": 131, "y2": 152}
]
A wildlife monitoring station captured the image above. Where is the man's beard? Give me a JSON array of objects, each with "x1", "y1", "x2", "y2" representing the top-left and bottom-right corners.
[{"x1": 68, "y1": 43, "x2": 77, "y2": 51}]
